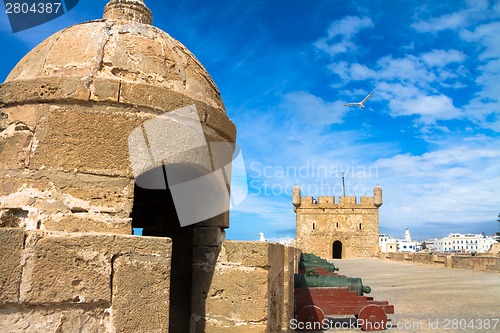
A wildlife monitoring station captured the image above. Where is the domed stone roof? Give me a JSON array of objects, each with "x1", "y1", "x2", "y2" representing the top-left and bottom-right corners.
[{"x1": 4, "y1": 0, "x2": 225, "y2": 113}]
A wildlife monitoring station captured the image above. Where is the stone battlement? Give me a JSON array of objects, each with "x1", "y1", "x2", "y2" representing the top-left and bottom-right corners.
[{"x1": 299, "y1": 195, "x2": 376, "y2": 208}]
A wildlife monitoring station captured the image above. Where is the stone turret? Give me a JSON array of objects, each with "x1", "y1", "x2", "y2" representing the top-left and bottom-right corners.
[
  {"x1": 374, "y1": 184, "x2": 383, "y2": 207},
  {"x1": 0, "y1": 2, "x2": 236, "y2": 331},
  {"x1": 0, "y1": 0, "x2": 235, "y2": 233},
  {"x1": 292, "y1": 184, "x2": 301, "y2": 208},
  {"x1": 103, "y1": 0, "x2": 152, "y2": 24}
]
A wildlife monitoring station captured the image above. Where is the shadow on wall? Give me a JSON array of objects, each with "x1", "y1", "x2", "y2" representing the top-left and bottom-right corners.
[{"x1": 131, "y1": 164, "x2": 221, "y2": 333}]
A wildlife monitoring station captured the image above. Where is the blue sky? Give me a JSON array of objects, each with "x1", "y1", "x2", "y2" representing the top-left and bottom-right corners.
[{"x1": 1, "y1": 0, "x2": 499, "y2": 241}]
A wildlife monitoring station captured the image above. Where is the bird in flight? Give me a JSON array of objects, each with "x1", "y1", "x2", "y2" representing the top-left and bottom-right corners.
[{"x1": 344, "y1": 91, "x2": 375, "y2": 108}]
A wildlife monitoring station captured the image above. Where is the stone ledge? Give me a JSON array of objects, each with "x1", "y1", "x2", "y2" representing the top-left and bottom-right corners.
[
  {"x1": 379, "y1": 252, "x2": 500, "y2": 272},
  {"x1": 0, "y1": 78, "x2": 236, "y2": 142}
]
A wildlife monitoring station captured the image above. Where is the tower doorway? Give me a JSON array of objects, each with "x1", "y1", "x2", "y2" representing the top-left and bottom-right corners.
[{"x1": 332, "y1": 240, "x2": 342, "y2": 259}]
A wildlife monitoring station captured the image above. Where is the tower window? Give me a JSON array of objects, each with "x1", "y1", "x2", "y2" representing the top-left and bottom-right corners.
[
  {"x1": 312, "y1": 223, "x2": 316, "y2": 230},
  {"x1": 336, "y1": 222, "x2": 339, "y2": 228},
  {"x1": 359, "y1": 223, "x2": 362, "y2": 230}
]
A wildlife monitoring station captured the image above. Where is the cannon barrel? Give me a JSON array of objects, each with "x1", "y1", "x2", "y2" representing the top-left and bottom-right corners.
[
  {"x1": 294, "y1": 274, "x2": 371, "y2": 296},
  {"x1": 299, "y1": 261, "x2": 339, "y2": 272}
]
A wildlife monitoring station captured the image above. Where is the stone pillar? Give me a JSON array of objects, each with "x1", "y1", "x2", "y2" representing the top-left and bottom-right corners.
[
  {"x1": 198, "y1": 241, "x2": 285, "y2": 333},
  {"x1": 282, "y1": 246, "x2": 298, "y2": 332}
]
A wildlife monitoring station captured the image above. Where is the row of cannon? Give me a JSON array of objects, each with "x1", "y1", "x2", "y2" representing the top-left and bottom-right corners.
[{"x1": 294, "y1": 253, "x2": 394, "y2": 331}]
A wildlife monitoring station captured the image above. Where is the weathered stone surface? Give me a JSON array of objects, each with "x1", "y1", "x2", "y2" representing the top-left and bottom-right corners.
[
  {"x1": 206, "y1": 108, "x2": 237, "y2": 143},
  {"x1": 19, "y1": 232, "x2": 172, "y2": 305},
  {"x1": 112, "y1": 254, "x2": 170, "y2": 333},
  {"x1": 44, "y1": 215, "x2": 131, "y2": 234},
  {"x1": 202, "y1": 241, "x2": 286, "y2": 332},
  {"x1": 282, "y1": 246, "x2": 296, "y2": 333},
  {"x1": 0, "y1": 229, "x2": 24, "y2": 304},
  {"x1": 0, "y1": 305, "x2": 111, "y2": 333},
  {"x1": 0, "y1": 170, "x2": 134, "y2": 232},
  {"x1": 90, "y1": 77, "x2": 121, "y2": 102},
  {"x1": 204, "y1": 322, "x2": 267, "y2": 333},
  {"x1": 267, "y1": 243, "x2": 284, "y2": 333},
  {"x1": 4, "y1": 20, "x2": 226, "y2": 113},
  {"x1": 0, "y1": 77, "x2": 90, "y2": 104},
  {"x1": 206, "y1": 265, "x2": 269, "y2": 322},
  {"x1": 219, "y1": 241, "x2": 274, "y2": 267},
  {"x1": 29, "y1": 105, "x2": 148, "y2": 176},
  {"x1": 0, "y1": 128, "x2": 33, "y2": 170},
  {"x1": 20, "y1": 232, "x2": 113, "y2": 304},
  {"x1": 4, "y1": 32, "x2": 63, "y2": 81}
]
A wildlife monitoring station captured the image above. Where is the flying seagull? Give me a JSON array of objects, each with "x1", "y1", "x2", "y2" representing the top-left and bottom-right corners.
[{"x1": 344, "y1": 91, "x2": 375, "y2": 108}]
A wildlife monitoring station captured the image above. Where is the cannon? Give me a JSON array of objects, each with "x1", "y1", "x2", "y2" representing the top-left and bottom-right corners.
[
  {"x1": 294, "y1": 254, "x2": 394, "y2": 331},
  {"x1": 299, "y1": 253, "x2": 340, "y2": 274},
  {"x1": 294, "y1": 274, "x2": 371, "y2": 296},
  {"x1": 299, "y1": 260, "x2": 339, "y2": 273}
]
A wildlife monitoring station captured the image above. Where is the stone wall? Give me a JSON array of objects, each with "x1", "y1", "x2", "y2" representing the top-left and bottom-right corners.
[
  {"x1": 0, "y1": 228, "x2": 171, "y2": 332},
  {"x1": 380, "y1": 252, "x2": 500, "y2": 272},
  {"x1": 296, "y1": 196, "x2": 380, "y2": 259},
  {"x1": 199, "y1": 241, "x2": 286, "y2": 333},
  {"x1": 282, "y1": 246, "x2": 300, "y2": 333}
]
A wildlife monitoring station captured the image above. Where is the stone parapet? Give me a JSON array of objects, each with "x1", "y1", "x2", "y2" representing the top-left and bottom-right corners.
[
  {"x1": 380, "y1": 252, "x2": 500, "y2": 272},
  {"x1": 198, "y1": 241, "x2": 287, "y2": 333},
  {"x1": 0, "y1": 229, "x2": 171, "y2": 332}
]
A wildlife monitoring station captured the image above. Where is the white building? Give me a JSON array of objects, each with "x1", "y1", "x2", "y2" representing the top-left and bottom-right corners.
[
  {"x1": 434, "y1": 233, "x2": 496, "y2": 253},
  {"x1": 379, "y1": 234, "x2": 398, "y2": 253},
  {"x1": 397, "y1": 228, "x2": 420, "y2": 253}
]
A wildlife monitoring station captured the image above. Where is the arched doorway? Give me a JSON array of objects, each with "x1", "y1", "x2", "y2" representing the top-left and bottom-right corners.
[{"x1": 332, "y1": 240, "x2": 342, "y2": 259}]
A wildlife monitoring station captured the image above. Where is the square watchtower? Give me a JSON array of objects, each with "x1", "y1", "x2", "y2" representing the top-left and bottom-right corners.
[{"x1": 292, "y1": 185, "x2": 382, "y2": 259}]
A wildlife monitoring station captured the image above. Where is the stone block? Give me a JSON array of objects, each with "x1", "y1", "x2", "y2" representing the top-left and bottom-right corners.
[
  {"x1": 41, "y1": 23, "x2": 109, "y2": 78},
  {"x1": 205, "y1": 265, "x2": 269, "y2": 322},
  {"x1": 20, "y1": 232, "x2": 114, "y2": 304},
  {"x1": 112, "y1": 254, "x2": 170, "y2": 333},
  {"x1": 282, "y1": 246, "x2": 296, "y2": 332},
  {"x1": 44, "y1": 215, "x2": 131, "y2": 234},
  {"x1": 29, "y1": 105, "x2": 147, "y2": 176},
  {"x1": 0, "y1": 305, "x2": 110, "y2": 333},
  {"x1": 19, "y1": 232, "x2": 172, "y2": 305},
  {"x1": 205, "y1": 107, "x2": 236, "y2": 143},
  {"x1": 0, "y1": 77, "x2": 90, "y2": 105},
  {"x1": 113, "y1": 234, "x2": 172, "y2": 258},
  {"x1": 0, "y1": 229, "x2": 24, "y2": 304},
  {"x1": 219, "y1": 241, "x2": 273, "y2": 267},
  {"x1": 90, "y1": 77, "x2": 121, "y2": 102},
  {"x1": 120, "y1": 82, "x2": 205, "y2": 118}
]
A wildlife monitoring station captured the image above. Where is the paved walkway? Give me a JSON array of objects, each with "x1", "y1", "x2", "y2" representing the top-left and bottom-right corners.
[{"x1": 292, "y1": 258, "x2": 500, "y2": 333}]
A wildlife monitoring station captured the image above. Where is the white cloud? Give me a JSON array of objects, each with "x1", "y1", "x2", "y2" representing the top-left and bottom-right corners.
[
  {"x1": 387, "y1": 92, "x2": 463, "y2": 124},
  {"x1": 412, "y1": 12, "x2": 467, "y2": 32},
  {"x1": 374, "y1": 138, "x2": 500, "y2": 232},
  {"x1": 420, "y1": 49, "x2": 466, "y2": 67},
  {"x1": 281, "y1": 91, "x2": 348, "y2": 125},
  {"x1": 459, "y1": 22, "x2": 500, "y2": 131},
  {"x1": 314, "y1": 16, "x2": 374, "y2": 57}
]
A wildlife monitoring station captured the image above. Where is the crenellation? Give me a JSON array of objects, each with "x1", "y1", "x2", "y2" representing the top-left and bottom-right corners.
[{"x1": 299, "y1": 195, "x2": 378, "y2": 208}]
